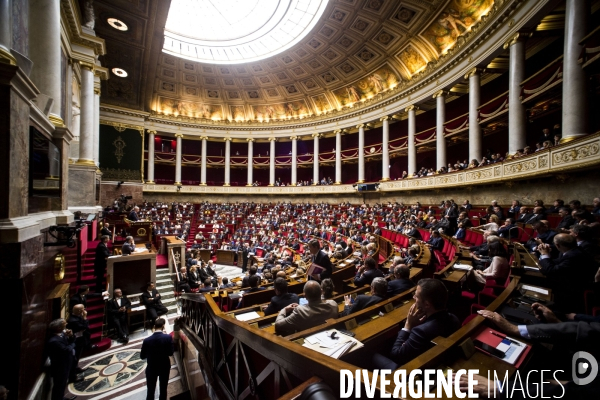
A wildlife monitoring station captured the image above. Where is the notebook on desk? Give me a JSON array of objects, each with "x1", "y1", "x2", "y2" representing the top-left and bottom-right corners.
[{"x1": 473, "y1": 327, "x2": 531, "y2": 368}]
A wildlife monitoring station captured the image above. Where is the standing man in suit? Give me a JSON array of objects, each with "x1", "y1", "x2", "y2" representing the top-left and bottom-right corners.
[
  {"x1": 67, "y1": 304, "x2": 93, "y2": 362},
  {"x1": 241, "y1": 243, "x2": 249, "y2": 273},
  {"x1": 128, "y1": 206, "x2": 140, "y2": 221},
  {"x1": 372, "y1": 279, "x2": 460, "y2": 369},
  {"x1": 141, "y1": 282, "x2": 169, "y2": 323},
  {"x1": 262, "y1": 278, "x2": 299, "y2": 315},
  {"x1": 307, "y1": 239, "x2": 333, "y2": 280},
  {"x1": 107, "y1": 288, "x2": 131, "y2": 344},
  {"x1": 47, "y1": 318, "x2": 79, "y2": 400},
  {"x1": 387, "y1": 265, "x2": 415, "y2": 296},
  {"x1": 94, "y1": 235, "x2": 111, "y2": 293},
  {"x1": 342, "y1": 277, "x2": 387, "y2": 316},
  {"x1": 141, "y1": 318, "x2": 174, "y2": 400}
]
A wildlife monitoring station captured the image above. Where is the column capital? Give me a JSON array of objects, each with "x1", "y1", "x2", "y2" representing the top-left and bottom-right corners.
[
  {"x1": 147, "y1": 130, "x2": 157, "y2": 135},
  {"x1": 246, "y1": 138, "x2": 254, "y2": 142},
  {"x1": 464, "y1": 67, "x2": 484, "y2": 79},
  {"x1": 311, "y1": 133, "x2": 321, "y2": 138},
  {"x1": 405, "y1": 105, "x2": 419, "y2": 112},
  {"x1": 333, "y1": 129, "x2": 342, "y2": 135},
  {"x1": 199, "y1": 136, "x2": 208, "y2": 140},
  {"x1": 290, "y1": 135, "x2": 298, "y2": 140},
  {"x1": 433, "y1": 89, "x2": 448, "y2": 99},
  {"x1": 268, "y1": 137, "x2": 277, "y2": 142},
  {"x1": 223, "y1": 137, "x2": 232, "y2": 141},
  {"x1": 94, "y1": 88, "x2": 101, "y2": 95},
  {"x1": 79, "y1": 61, "x2": 95, "y2": 71},
  {"x1": 503, "y1": 32, "x2": 528, "y2": 49},
  {"x1": 356, "y1": 124, "x2": 365, "y2": 129},
  {"x1": 380, "y1": 116, "x2": 389, "y2": 122},
  {"x1": 174, "y1": 133, "x2": 184, "y2": 139}
]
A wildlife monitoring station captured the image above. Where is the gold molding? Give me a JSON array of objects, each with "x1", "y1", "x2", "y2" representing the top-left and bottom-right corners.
[
  {"x1": 48, "y1": 114, "x2": 66, "y2": 128},
  {"x1": 290, "y1": 136, "x2": 298, "y2": 140},
  {"x1": 199, "y1": 183, "x2": 207, "y2": 186},
  {"x1": 380, "y1": 116, "x2": 389, "y2": 122},
  {"x1": 147, "y1": 130, "x2": 157, "y2": 135},
  {"x1": 174, "y1": 133, "x2": 184, "y2": 138},
  {"x1": 246, "y1": 138, "x2": 254, "y2": 142},
  {"x1": 199, "y1": 136, "x2": 208, "y2": 140},
  {"x1": 380, "y1": 177, "x2": 390, "y2": 182},
  {"x1": 75, "y1": 159, "x2": 97, "y2": 166},
  {"x1": 559, "y1": 135, "x2": 584, "y2": 144},
  {"x1": 405, "y1": 105, "x2": 419, "y2": 112},
  {"x1": 503, "y1": 32, "x2": 522, "y2": 49},
  {"x1": 311, "y1": 133, "x2": 321, "y2": 138},
  {"x1": 145, "y1": 180, "x2": 155, "y2": 184},
  {"x1": 79, "y1": 60, "x2": 95, "y2": 71},
  {"x1": 174, "y1": 182, "x2": 182, "y2": 185},
  {"x1": 268, "y1": 137, "x2": 277, "y2": 142},
  {"x1": 54, "y1": 254, "x2": 65, "y2": 281},
  {"x1": 0, "y1": 48, "x2": 17, "y2": 65},
  {"x1": 464, "y1": 67, "x2": 483, "y2": 79},
  {"x1": 356, "y1": 124, "x2": 365, "y2": 129},
  {"x1": 224, "y1": 137, "x2": 232, "y2": 141},
  {"x1": 433, "y1": 90, "x2": 448, "y2": 99}
]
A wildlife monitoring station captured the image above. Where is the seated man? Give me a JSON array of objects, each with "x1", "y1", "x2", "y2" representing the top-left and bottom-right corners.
[
  {"x1": 141, "y1": 282, "x2": 169, "y2": 322},
  {"x1": 372, "y1": 279, "x2": 460, "y2": 369},
  {"x1": 176, "y1": 267, "x2": 192, "y2": 293},
  {"x1": 241, "y1": 266, "x2": 259, "y2": 288},
  {"x1": 107, "y1": 288, "x2": 131, "y2": 343},
  {"x1": 217, "y1": 276, "x2": 234, "y2": 289},
  {"x1": 263, "y1": 278, "x2": 300, "y2": 316},
  {"x1": 387, "y1": 264, "x2": 415, "y2": 296},
  {"x1": 497, "y1": 218, "x2": 518, "y2": 239},
  {"x1": 244, "y1": 275, "x2": 265, "y2": 293},
  {"x1": 354, "y1": 257, "x2": 384, "y2": 287},
  {"x1": 275, "y1": 281, "x2": 338, "y2": 336},
  {"x1": 121, "y1": 236, "x2": 136, "y2": 255},
  {"x1": 342, "y1": 277, "x2": 387, "y2": 316},
  {"x1": 426, "y1": 230, "x2": 444, "y2": 251},
  {"x1": 199, "y1": 278, "x2": 216, "y2": 293}
]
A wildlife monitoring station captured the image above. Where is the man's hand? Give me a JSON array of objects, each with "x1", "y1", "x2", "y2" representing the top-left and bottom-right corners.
[
  {"x1": 538, "y1": 243, "x2": 551, "y2": 256},
  {"x1": 404, "y1": 303, "x2": 426, "y2": 331},
  {"x1": 284, "y1": 303, "x2": 298, "y2": 315},
  {"x1": 565, "y1": 313, "x2": 577, "y2": 320},
  {"x1": 477, "y1": 310, "x2": 519, "y2": 336},
  {"x1": 155, "y1": 293, "x2": 160, "y2": 298},
  {"x1": 451, "y1": 372, "x2": 491, "y2": 398},
  {"x1": 344, "y1": 295, "x2": 352, "y2": 307},
  {"x1": 532, "y1": 302, "x2": 561, "y2": 323},
  {"x1": 65, "y1": 329, "x2": 73, "y2": 337}
]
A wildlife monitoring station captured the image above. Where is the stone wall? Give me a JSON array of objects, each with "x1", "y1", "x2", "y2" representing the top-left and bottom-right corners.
[{"x1": 100, "y1": 181, "x2": 144, "y2": 207}]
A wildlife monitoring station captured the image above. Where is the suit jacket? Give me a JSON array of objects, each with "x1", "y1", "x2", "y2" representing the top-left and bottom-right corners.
[
  {"x1": 312, "y1": 250, "x2": 333, "y2": 280},
  {"x1": 100, "y1": 227, "x2": 112, "y2": 238},
  {"x1": 128, "y1": 211, "x2": 139, "y2": 221},
  {"x1": 94, "y1": 242, "x2": 111, "y2": 274},
  {"x1": 526, "y1": 320, "x2": 600, "y2": 352},
  {"x1": 498, "y1": 224, "x2": 518, "y2": 239},
  {"x1": 70, "y1": 293, "x2": 87, "y2": 310},
  {"x1": 107, "y1": 296, "x2": 132, "y2": 317},
  {"x1": 354, "y1": 268, "x2": 384, "y2": 287},
  {"x1": 47, "y1": 334, "x2": 76, "y2": 378},
  {"x1": 141, "y1": 289, "x2": 164, "y2": 308},
  {"x1": 67, "y1": 315, "x2": 90, "y2": 348},
  {"x1": 141, "y1": 331, "x2": 174, "y2": 373},
  {"x1": 556, "y1": 215, "x2": 576, "y2": 231},
  {"x1": 263, "y1": 293, "x2": 300, "y2": 316},
  {"x1": 341, "y1": 294, "x2": 384, "y2": 316},
  {"x1": 427, "y1": 236, "x2": 444, "y2": 251},
  {"x1": 406, "y1": 228, "x2": 422, "y2": 240},
  {"x1": 188, "y1": 271, "x2": 201, "y2": 287},
  {"x1": 121, "y1": 243, "x2": 136, "y2": 255},
  {"x1": 275, "y1": 299, "x2": 338, "y2": 335},
  {"x1": 387, "y1": 278, "x2": 415, "y2": 296},
  {"x1": 389, "y1": 311, "x2": 460, "y2": 367}
]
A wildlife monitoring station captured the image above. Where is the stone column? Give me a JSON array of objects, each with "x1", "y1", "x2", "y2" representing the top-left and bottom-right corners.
[
  {"x1": 76, "y1": 63, "x2": 95, "y2": 166},
  {"x1": 246, "y1": 138, "x2": 254, "y2": 186},
  {"x1": 357, "y1": 124, "x2": 365, "y2": 183},
  {"x1": 381, "y1": 116, "x2": 390, "y2": 181},
  {"x1": 335, "y1": 130, "x2": 342, "y2": 184},
  {"x1": 434, "y1": 90, "x2": 448, "y2": 169},
  {"x1": 200, "y1": 136, "x2": 207, "y2": 185},
  {"x1": 406, "y1": 106, "x2": 418, "y2": 176},
  {"x1": 312, "y1": 133, "x2": 319, "y2": 185},
  {"x1": 146, "y1": 130, "x2": 156, "y2": 183},
  {"x1": 269, "y1": 138, "x2": 276, "y2": 186},
  {"x1": 466, "y1": 67, "x2": 482, "y2": 162},
  {"x1": 0, "y1": 0, "x2": 16, "y2": 65},
  {"x1": 291, "y1": 136, "x2": 297, "y2": 186},
  {"x1": 562, "y1": 0, "x2": 589, "y2": 142},
  {"x1": 93, "y1": 87, "x2": 100, "y2": 165},
  {"x1": 224, "y1": 137, "x2": 231, "y2": 186},
  {"x1": 504, "y1": 33, "x2": 527, "y2": 153},
  {"x1": 29, "y1": 0, "x2": 63, "y2": 124},
  {"x1": 174, "y1": 133, "x2": 183, "y2": 185}
]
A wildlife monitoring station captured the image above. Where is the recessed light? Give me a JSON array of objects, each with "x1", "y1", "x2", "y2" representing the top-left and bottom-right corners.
[
  {"x1": 107, "y1": 18, "x2": 128, "y2": 31},
  {"x1": 111, "y1": 68, "x2": 128, "y2": 78}
]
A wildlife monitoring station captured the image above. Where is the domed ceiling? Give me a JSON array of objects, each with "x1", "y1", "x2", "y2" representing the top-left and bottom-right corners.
[{"x1": 97, "y1": 0, "x2": 496, "y2": 123}]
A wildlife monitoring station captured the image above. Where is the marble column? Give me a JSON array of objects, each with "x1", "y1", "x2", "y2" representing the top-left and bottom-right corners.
[
  {"x1": 562, "y1": 0, "x2": 589, "y2": 142},
  {"x1": 0, "y1": 0, "x2": 16, "y2": 65},
  {"x1": 224, "y1": 138, "x2": 231, "y2": 186},
  {"x1": 174, "y1": 133, "x2": 183, "y2": 185},
  {"x1": 312, "y1": 133, "x2": 319, "y2": 185},
  {"x1": 466, "y1": 68, "x2": 482, "y2": 162},
  {"x1": 246, "y1": 138, "x2": 254, "y2": 186},
  {"x1": 504, "y1": 34, "x2": 527, "y2": 153},
  {"x1": 335, "y1": 130, "x2": 342, "y2": 184},
  {"x1": 434, "y1": 91, "x2": 448, "y2": 170},
  {"x1": 29, "y1": 0, "x2": 63, "y2": 124},
  {"x1": 381, "y1": 116, "x2": 390, "y2": 181},
  {"x1": 357, "y1": 124, "x2": 365, "y2": 183},
  {"x1": 76, "y1": 63, "x2": 95, "y2": 166},
  {"x1": 200, "y1": 136, "x2": 207, "y2": 185},
  {"x1": 269, "y1": 138, "x2": 276, "y2": 186},
  {"x1": 291, "y1": 136, "x2": 297, "y2": 186},
  {"x1": 93, "y1": 87, "x2": 100, "y2": 165},
  {"x1": 146, "y1": 130, "x2": 156, "y2": 184},
  {"x1": 406, "y1": 106, "x2": 418, "y2": 176}
]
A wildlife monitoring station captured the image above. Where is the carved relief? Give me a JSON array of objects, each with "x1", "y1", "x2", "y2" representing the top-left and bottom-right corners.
[
  {"x1": 504, "y1": 160, "x2": 537, "y2": 175},
  {"x1": 552, "y1": 143, "x2": 600, "y2": 165},
  {"x1": 465, "y1": 169, "x2": 493, "y2": 181}
]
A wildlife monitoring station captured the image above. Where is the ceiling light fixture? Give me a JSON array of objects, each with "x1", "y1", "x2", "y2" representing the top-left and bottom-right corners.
[
  {"x1": 111, "y1": 68, "x2": 128, "y2": 78},
  {"x1": 107, "y1": 18, "x2": 128, "y2": 31}
]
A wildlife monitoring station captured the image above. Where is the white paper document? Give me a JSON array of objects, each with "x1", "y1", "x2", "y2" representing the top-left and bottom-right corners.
[
  {"x1": 235, "y1": 311, "x2": 261, "y2": 321},
  {"x1": 521, "y1": 285, "x2": 548, "y2": 295}
]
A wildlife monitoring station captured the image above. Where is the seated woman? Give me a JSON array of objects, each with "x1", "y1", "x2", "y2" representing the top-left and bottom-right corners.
[
  {"x1": 478, "y1": 214, "x2": 499, "y2": 233},
  {"x1": 187, "y1": 266, "x2": 201, "y2": 289},
  {"x1": 466, "y1": 242, "x2": 510, "y2": 291}
]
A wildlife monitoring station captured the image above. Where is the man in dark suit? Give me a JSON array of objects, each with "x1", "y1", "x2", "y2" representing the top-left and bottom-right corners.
[
  {"x1": 107, "y1": 288, "x2": 131, "y2": 343},
  {"x1": 426, "y1": 230, "x2": 444, "y2": 251},
  {"x1": 141, "y1": 318, "x2": 174, "y2": 400},
  {"x1": 128, "y1": 206, "x2": 140, "y2": 221},
  {"x1": 94, "y1": 235, "x2": 111, "y2": 293},
  {"x1": 497, "y1": 218, "x2": 518, "y2": 239},
  {"x1": 354, "y1": 256, "x2": 384, "y2": 287},
  {"x1": 516, "y1": 206, "x2": 533, "y2": 223},
  {"x1": 387, "y1": 265, "x2": 415, "y2": 296},
  {"x1": 100, "y1": 222, "x2": 112, "y2": 238},
  {"x1": 141, "y1": 282, "x2": 169, "y2": 323},
  {"x1": 121, "y1": 236, "x2": 136, "y2": 255},
  {"x1": 176, "y1": 267, "x2": 192, "y2": 293},
  {"x1": 555, "y1": 207, "x2": 576, "y2": 233},
  {"x1": 263, "y1": 278, "x2": 299, "y2": 315},
  {"x1": 47, "y1": 318, "x2": 79, "y2": 400},
  {"x1": 199, "y1": 278, "x2": 217, "y2": 293},
  {"x1": 372, "y1": 279, "x2": 460, "y2": 369},
  {"x1": 67, "y1": 304, "x2": 92, "y2": 362},
  {"x1": 342, "y1": 277, "x2": 387, "y2": 316},
  {"x1": 241, "y1": 244, "x2": 250, "y2": 272},
  {"x1": 70, "y1": 285, "x2": 90, "y2": 310},
  {"x1": 405, "y1": 224, "x2": 422, "y2": 240},
  {"x1": 571, "y1": 224, "x2": 599, "y2": 259},
  {"x1": 538, "y1": 234, "x2": 597, "y2": 311},
  {"x1": 307, "y1": 239, "x2": 333, "y2": 280}
]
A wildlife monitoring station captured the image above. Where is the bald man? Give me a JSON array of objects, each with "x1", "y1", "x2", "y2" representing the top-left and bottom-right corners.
[
  {"x1": 274, "y1": 281, "x2": 338, "y2": 335},
  {"x1": 67, "y1": 304, "x2": 92, "y2": 364}
]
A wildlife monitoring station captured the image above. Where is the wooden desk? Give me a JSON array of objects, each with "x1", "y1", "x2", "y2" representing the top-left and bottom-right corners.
[
  {"x1": 217, "y1": 250, "x2": 236, "y2": 266},
  {"x1": 107, "y1": 251, "x2": 157, "y2": 296}
]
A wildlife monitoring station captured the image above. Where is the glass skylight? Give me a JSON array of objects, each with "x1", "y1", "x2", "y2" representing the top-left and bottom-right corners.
[{"x1": 163, "y1": 0, "x2": 329, "y2": 64}]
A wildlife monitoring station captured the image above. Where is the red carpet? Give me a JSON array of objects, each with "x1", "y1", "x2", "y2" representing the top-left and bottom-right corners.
[{"x1": 156, "y1": 254, "x2": 168, "y2": 268}]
